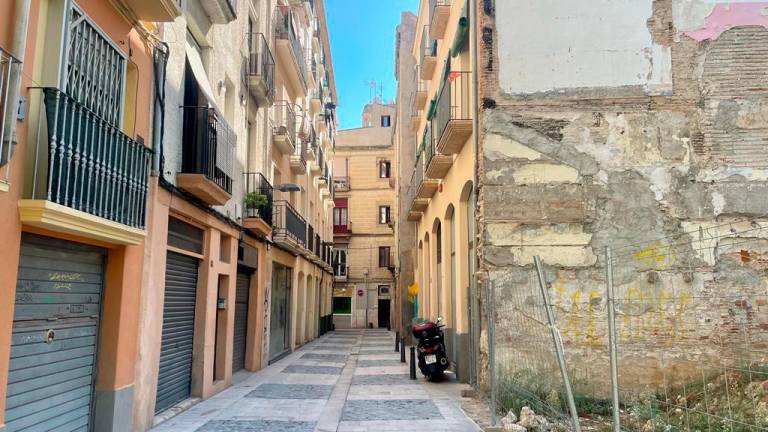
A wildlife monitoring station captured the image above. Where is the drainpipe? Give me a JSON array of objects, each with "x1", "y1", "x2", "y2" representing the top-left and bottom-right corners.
[
  {"x1": 1, "y1": 0, "x2": 31, "y2": 163},
  {"x1": 151, "y1": 42, "x2": 170, "y2": 177},
  {"x1": 468, "y1": 0, "x2": 480, "y2": 389}
]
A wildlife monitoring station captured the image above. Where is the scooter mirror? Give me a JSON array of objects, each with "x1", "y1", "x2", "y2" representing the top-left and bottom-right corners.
[{"x1": 436, "y1": 317, "x2": 443, "y2": 323}]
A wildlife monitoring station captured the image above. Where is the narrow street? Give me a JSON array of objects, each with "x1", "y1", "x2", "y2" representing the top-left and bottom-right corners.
[{"x1": 151, "y1": 330, "x2": 481, "y2": 432}]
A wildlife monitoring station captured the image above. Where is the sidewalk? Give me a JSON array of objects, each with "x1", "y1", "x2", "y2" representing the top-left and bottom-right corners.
[{"x1": 151, "y1": 329, "x2": 481, "y2": 432}]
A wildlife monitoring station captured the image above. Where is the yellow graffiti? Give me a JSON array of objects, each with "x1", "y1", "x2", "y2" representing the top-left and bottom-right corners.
[
  {"x1": 48, "y1": 272, "x2": 83, "y2": 282},
  {"x1": 633, "y1": 240, "x2": 675, "y2": 270},
  {"x1": 567, "y1": 290, "x2": 582, "y2": 339},
  {"x1": 585, "y1": 289, "x2": 600, "y2": 344},
  {"x1": 53, "y1": 282, "x2": 73, "y2": 291}
]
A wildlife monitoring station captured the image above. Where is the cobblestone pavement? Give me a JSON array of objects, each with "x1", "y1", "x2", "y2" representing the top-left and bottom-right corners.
[{"x1": 151, "y1": 329, "x2": 481, "y2": 432}]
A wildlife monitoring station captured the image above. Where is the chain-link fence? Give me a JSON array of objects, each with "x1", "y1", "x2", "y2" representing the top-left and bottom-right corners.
[{"x1": 488, "y1": 221, "x2": 768, "y2": 431}]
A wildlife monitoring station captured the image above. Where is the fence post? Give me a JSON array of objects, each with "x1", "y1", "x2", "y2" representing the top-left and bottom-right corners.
[
  {"x1": 487, "y1": 279, "x2": 497, "y2": 426},
  {"x1": 534, "y1": 256, "x2": 582, "y2": 432},
  {"x1": 605, "y1": 247, "x2": 621, "y2": 432}
]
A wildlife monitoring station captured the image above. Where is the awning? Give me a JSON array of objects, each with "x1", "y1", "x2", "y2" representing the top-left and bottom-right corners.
[
  {"x1": 450, "y1": 5, "x2": 469, "y2": 58},
  {"x1": 426, "y1": 97, "x2": 437, "y2": 120},
  {"x1": 185, "y1": 40, "x2": 219, "y2": 110}
]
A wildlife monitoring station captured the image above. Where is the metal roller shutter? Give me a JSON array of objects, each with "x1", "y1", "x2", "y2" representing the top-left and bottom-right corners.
[
  {"x1": 232, "y1": 272, "x2": 251, "y2": 372},
  {"x1": 155, "y1": 251, "x2": 199, "y2": 414},
  {"x1": 6, "y1": 233, "x2": 105, "y2": 432}
]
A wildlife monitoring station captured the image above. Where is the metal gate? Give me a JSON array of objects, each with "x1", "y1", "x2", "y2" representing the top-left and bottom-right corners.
[
  {"x1": 155, "y1": 251, "x2": 199, "y2": 414},
  {"x1": 5, "y1": 233, "x2": 105, "y2": 431},
  {"x1": 232, "y1": 271, "x2": 251, "y2": 372}
]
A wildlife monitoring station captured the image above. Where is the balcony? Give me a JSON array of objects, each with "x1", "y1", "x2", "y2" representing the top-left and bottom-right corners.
[
  {"x1": 20, "y1": 88, "x2": 151, "y2": 245},
  {"x1": 178, "y1": 106, "x2": 235, "y2": 206},
  {"x1": 310, "y1": 84, "x2": 324, "y2": 114},
  {"x1": 318, "y1": 163, "x2": 329, "y2": 187},
  {"x1": 423, "y1": 123, "x2": 452, "y2": 179},
  {"x1": 305, "y1": 126, "x2": 317, "y2": 161},
  {"x1": 313, "y1": 232, "x2": 322, "y2": 261},
  {"x1": 245, "y1": 32, "x2": 275, "y2": 107},
  {"x1": 323, "y1": 242, "x2": 333, "y2": 270},
  {"x1": 289, "y1": 139, "x2": 307, "y2": 174},
  {"x1": 121, "y1": 0, "x2": 182, "y2": 21},
  {"x1": 415, "y1": 68, "x2": 428, "y2": 108},
  {"x1": 272, "y1": 101, "x2": 297, "y2": 155},
  {"x1": 273, "y1": 200, "x2": 306, "y2": 253},
  {"x1": 311, "y1": 146, "x2": 323, "y2": 175},
  {"x1": 243, "y1": 172, "x2": 273, "y2": 236},
  {"x1": 434, "y1": 71, "x2": 472, "y2": 155},
  {"x1": 274, "y1": 6, "x2": 308, "y2": 92},
  {"x1": 429, "y1": 0, "x2": 451, "y2": 39},
  {"x1": 201, "y1": 0, "x2": 237, "y2": 24},
  {"x1": 414, "y1": 151, "x2": 439, "y2": 199},
  {"x1": 334, "y1": 221, "x2": 351, "y2": 240},
  {"x1": 420, "y1": 26, "x2": 437, "y2": 80},
  {"x1": 332, "y1": 176, "x2": 350, "y2": 193}
]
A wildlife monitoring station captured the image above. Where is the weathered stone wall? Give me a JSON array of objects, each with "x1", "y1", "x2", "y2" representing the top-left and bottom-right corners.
[{"x1": 478, "y1": 0, "x2": 768, "y2": 397}]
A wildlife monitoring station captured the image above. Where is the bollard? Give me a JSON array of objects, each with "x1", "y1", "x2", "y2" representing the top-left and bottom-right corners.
[
  {"x1": 400, "y1": 338, "x2": 406, "y2": 363},
  {"x1": 409, "y1": 347, "x2": 417, "y2": 380},
  {"x1": 395, "y1": 332, "x2": 400, "y2": 352}
]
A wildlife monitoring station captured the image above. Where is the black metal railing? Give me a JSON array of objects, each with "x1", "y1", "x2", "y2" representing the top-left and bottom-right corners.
[
  {"x1": 293, "y1": 135, "x2": 307, "y2": 168},
  {"x1": 314, "y1": 233, "x2": 321, "y2": 257},
  {"x1": 243, "y1": 172, "x2": 273, "y2": 226},
  {"x1": 274, "y1": 6, "x2": 308, "y2": 87},
  {"x1": 324, "y1": 242, "x2": 332, "y2": 266},
  {"x1": 316, "y1": 145, "x2": 324, "y2": 170},
  {"x1": 246, "y1": 32, "x2": 275, "y2": 103},
  {"x1": 308, "y1": 224, "x2": 315, "y2": 252},
  {"x1": 29, "y1": 88, "x2": 151, "y2": 229},
  {"x1": 423, "y1": 121, "x2": 436, "y2": 168},
  {"x1": 420, "y1": 25, "x2": 437, "y2": 68},
  {"x1": 181, "y1": 106, "x2": 235, "y2": 194},
  {"x1": 273, "y1": 101, "x2": 297, "y2": 147},
  {"x1": 434, "y1": 71, "x2": 471, "y2": 143},
  {"x1": 307, "y1": 125, "x2": 318, "y2": 156},
  {"x1": 273, "y1": 200, "x2": 306, "y2": 247}
]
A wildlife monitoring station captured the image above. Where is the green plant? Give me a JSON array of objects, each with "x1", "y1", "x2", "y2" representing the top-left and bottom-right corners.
[{"x1": 244, "y1": 192, "x2": 268, "y2": 208}]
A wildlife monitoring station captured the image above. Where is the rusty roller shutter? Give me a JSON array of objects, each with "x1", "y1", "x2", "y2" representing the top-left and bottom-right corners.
[
  {"x1": 232, "y1": 271, "x2": 251, "y2": 372},
  {"x1": 5, "y1": 233, "x2": 105, "y2": 431},
  {"x1": 155, "y1": 251, "x2": 199, "y2": 414}
]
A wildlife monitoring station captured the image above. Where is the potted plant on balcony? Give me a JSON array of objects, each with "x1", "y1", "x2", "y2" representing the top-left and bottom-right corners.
[{"x1": 243, "y1": 192, "x2": 268, "y2": 218}]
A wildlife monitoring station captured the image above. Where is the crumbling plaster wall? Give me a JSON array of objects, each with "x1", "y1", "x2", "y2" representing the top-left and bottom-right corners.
[{"x1": 478, "y1": 0, "x2": 768, "y2": 395}]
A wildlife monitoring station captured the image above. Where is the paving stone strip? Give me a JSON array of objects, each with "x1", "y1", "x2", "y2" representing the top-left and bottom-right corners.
[
  {"x1": 281, "y1": 365, "x2": 343, "y2": 375},
  {"x1": 300, "y1": 353, "x2": 348, "y2": 362},
  {"x1": 194, "y1": 420, "x2": 315, "y2": 432},
  {"x1": 245, "y1": 384, "x2": 333, "y2": 400}
]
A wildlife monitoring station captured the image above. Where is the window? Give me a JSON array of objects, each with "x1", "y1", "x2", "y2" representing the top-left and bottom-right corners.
[
  {"x1": 333, "y1": 249, "x2": 347, "y2": 276},
  {"x1": 333, "y1": 207, "x2": 347, "y2": 226},
  {"x1": 333, "y1": 297, "x2": 352, "y2": 314},
  {"x1": 379, "y1": 246, "x2": 391, "y2": 267},
  {"x1": 381, "y1": 115, "x2": 391, "y2": 127},
  {"x1": 379, "y1": 206, "x2": 391, "y2": 224},
  {"x1": 378, "y1": 160, "x2": 391, "y2": 178}
]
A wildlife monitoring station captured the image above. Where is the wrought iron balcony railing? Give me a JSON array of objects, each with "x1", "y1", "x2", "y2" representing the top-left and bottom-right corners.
[
  {"x1": 245, "y1": 32, "x2": 275, "y2": 105},
  {"x1": 434, "y1": 71, "x2": 472, "y2": 153},
  {"x1": 243, "y1": 172, "x2": 273, "y2": 226},
  {"x1": 308, "y1": 223, "x2": 315, "y2": 252},
  {"x1": 314, "y1": 232, "x2": 321, "y2": 257},
  {"x1": 181, "y1": 106, "x2": 235, "y2": 194},
  {"x1": 28, "y1": 88, "x2": 151, "y2": 229},
  {"x1": 420, "y1": 25, "x2": 437, "y2": 79},
  {"x1": 272, "y1": 101, "x2": 297, "y2": 150},
  {"x1": 274, "y1": 6, "x2": 308, "y2": 88},
  {"x1": 273, "y1": 200, "x2": 306, "y2": 247}
]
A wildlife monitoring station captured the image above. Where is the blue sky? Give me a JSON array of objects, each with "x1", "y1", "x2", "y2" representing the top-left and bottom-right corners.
[{"x1": 325, "y1": 0, "x2": 419, "y2": 129}]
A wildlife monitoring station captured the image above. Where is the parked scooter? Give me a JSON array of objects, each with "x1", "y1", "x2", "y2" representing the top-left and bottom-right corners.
[{"x1": 411, "y1": 317, "x2": 449, "y2": 381}]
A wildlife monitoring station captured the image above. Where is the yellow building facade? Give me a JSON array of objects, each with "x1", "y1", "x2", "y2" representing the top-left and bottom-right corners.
[
  {"x1": 397, "y1": 0, "x2": 478, "y2": 384},
  {"x1": 332, "y1": 102, "x2": 397, "y2": 329}
]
